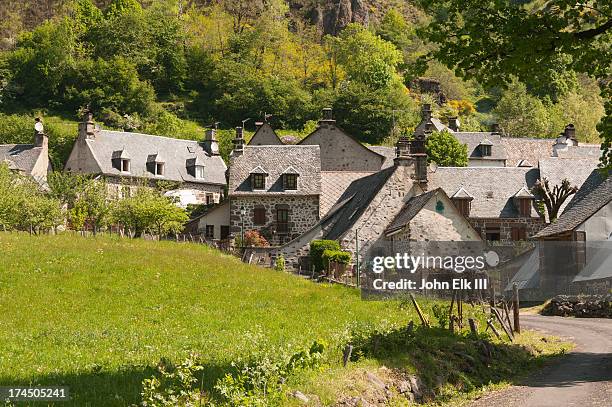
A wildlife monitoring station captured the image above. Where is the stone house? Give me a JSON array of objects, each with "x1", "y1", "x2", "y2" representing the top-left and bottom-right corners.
[
  {"x1": 64, "y1": 112, "x2": 227, "y2": 207},
  {"x1": 0, "y1": 118, "x2": 51, "y2": 185},
  {"x1": 248, "y1": 121, "x2": 283, "y2": 146},
  {"x1": 228, "y1": 128, "x2": 322, "y2": 246},
  {"x1": 507, "y1": 170, "x2": 612, "y2": 296}
]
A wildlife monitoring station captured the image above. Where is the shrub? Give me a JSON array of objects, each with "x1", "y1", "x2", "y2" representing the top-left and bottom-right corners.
[
  {"x1": 140, "y1": 353, "x2": 203, "y2": 406},
  {"x1": 274, "y1": 254, "x2": 285, "y2": 272},
  {"x1": 242, "y1": 230, "x2": 269, "y2": 247},
  {"x1": 321, "y1": 249, "x2": 351, "y2": 268},
  {"x1": 310, "y1": 240, "x2": 340, "y2": 272}
]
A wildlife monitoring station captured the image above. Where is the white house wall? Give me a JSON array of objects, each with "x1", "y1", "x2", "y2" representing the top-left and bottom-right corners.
[{"x1": 576, "y1": 200, "x2": 612, "y2": 241}]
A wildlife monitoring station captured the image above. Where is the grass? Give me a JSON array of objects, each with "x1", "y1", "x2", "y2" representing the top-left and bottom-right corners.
[{"x1": 0, "y1": 234, "x2": 571, "y2": 406}]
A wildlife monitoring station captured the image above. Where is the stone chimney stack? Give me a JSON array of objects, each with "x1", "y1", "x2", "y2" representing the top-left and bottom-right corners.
[
  {"x1": 421, "y1": 104, "x2": 432, "y2": 121},
  {"x1": 411, "y1": 133, "x2": 428, "y2": 187},
  {"x1": 564, "y1": 124, "x2": 577, "y2": 144},
  {"x1": 232, "y1": 126, "x2": 245, "y2": 156},
  {"x1": 33, "y1": 117, "x2": 48, "y2": 148},
  {"x1": 78, "y1": 109, "x2": 99, "y2": 139},
  {"x1": 203, "y1": 125, "x2": 220, "y2": 155},
  {"x1": 448, "y1": 117, "x2": 460, "y2": 132},
  {"x1": 319, "y1": 108, "x2": 336, "y2": 128},
  {"x1": 491, "y1": 123, "x2": 501, "y2": 134}
]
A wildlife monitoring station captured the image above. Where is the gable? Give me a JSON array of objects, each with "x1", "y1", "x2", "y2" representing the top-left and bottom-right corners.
[
  {"x1": 248, "y1": 123, "x2": 283, "y2": 146},
  {"x1": 298, "y1": 124, "x2": 385, "y2": 172}
]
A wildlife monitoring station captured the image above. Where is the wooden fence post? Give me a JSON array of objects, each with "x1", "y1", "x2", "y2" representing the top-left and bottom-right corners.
[
  {"x1": 410, "y1": 293, "x2": 430, "y2": 327},
  {"x1": 342, "y1": 344, "x2": 353, "y2": 367},
  {"x1": 468, "y1": 318, "x2": 478, "y2": 335},
  {"x1": 512, "y1": 283, "x2": 521, "y2": 334}
]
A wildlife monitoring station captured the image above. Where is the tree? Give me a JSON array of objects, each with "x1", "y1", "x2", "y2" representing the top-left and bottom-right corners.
[
  {"x1": 425, "y1": 130, "x2": 468, "y2": 167},
  {"x1": 418, "y1": 0, "x2": 612, "y2": 170},
  {"x1": 532, "y1": 178, "x2": 578, "y2": 221},
  {"x1": 493, "y1": 79, "x2": 554, "y2": 137}
]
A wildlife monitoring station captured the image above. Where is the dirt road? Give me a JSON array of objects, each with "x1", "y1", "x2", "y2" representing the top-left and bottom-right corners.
[{"x1": 469, "y1": 314, "x2": 612, "y2": 407}]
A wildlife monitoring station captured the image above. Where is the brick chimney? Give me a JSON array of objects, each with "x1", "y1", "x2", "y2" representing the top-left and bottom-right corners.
[
  {"x1": 33, "y1": 117, "x2": 48, "y2": 148},
  {"x1": 448, "y1": 117, "x2": 460, "y2": 132},
  {"x1": 78, "y1": 109, "x2": 99, "y2": 139},
  {"x1": 232, "y1": 126, "x2": 245, "y2": 156}
]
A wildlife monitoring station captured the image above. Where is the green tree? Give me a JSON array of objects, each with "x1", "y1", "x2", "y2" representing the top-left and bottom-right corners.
[
  {"x1": 418, "y1": 0, "x2": 612, "y2": 169},
  {"x1": 425, "y1": 130, "x2": 468, "y2": 167}
]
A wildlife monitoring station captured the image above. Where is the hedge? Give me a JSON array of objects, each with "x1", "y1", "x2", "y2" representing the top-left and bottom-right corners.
[
  {"x1": 310, "y1": 240, "x2": 340, "y2": 272},
  {"x1": 322, "y1": 249, "x2": 351, "y2": 266}
]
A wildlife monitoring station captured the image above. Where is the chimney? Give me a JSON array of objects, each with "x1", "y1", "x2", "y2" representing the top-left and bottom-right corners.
[
  {"x1": 564, "y1": 124, "x2": 577, "y2": 145},
  {"x1": 394, "y1": 136, "x2": 412, "y2": 165},
  {"x1": 232, "y1": 126, "x2": 245, "y2": 155},
  {"x1": 255, "y1": 121, "x2": 264, "y2": 131},
  {"x1": 78, "y1": 109, "x2": 98, "y2": 139},
  {"x1": 33, "y1": 117, "x2": 48, "y2": 148},
  {"x1": 491, "y1": 123, "x2": 501, "y2": 134},
  {"x1": 203, "y1": 126, "x2": 220, "y2": 155},
  {"x1": 319, "y1": 108, "x2": 336, "y2": 128},
  {"x1": 421, "y1": 104, "x2": 432, "y2": 121},
  {"x1": 411, "y1": 133, "x2": 428, "y2": 186},
  {"x1": 448, "y1": 117, "x2": 459, "y2": 132}
]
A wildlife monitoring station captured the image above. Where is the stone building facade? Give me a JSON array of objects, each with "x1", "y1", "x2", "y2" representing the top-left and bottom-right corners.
[{"x1": 65, "y1": 112, "x2": 227, "y2": 207}]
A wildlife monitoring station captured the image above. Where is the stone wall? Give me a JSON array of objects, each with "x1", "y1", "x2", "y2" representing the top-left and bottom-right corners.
[
  {"x1": 230, "y1": 195, "x2": 320, "y2": 246},
  {"x1": 469, "y1": 217, "x2": 546, "y2": 242},
  {"x1": 542, "y1": 295, "x2": 612, "y2": 318}
]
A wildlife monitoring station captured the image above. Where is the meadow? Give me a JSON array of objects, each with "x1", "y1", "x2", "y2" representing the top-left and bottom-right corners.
[{"x1": 0, "y1": 234, "x2": 569, "y2": 406}]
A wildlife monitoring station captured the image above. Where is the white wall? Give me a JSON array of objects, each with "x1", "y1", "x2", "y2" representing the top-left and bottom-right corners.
[
  {"x1": 197, "y1": 201, "x2": 231, "y2": 240},
  {"x1": 577, "y1": 200, "x2": 612, "y2": 241}
]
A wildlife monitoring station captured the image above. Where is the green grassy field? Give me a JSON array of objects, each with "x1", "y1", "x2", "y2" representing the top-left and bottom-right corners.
[
  {"x1": 0, "y1": 234, "x2": 570, "y2": 406},
  {"x1": 0, "y1": 234, "x2": 419, "y2": 405}
]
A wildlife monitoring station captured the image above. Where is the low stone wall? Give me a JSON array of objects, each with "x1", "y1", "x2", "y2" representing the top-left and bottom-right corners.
[{"x1": 541, "y1": 295, "x2": 612, "y2": 318}]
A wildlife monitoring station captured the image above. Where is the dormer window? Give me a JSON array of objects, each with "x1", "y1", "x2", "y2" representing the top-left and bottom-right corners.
[
  {"x1": 186, "y1": 157, "x2": 205, "y2": 179},
  {"x1": 249, "y1": 166, "x2": 268, "y2": 190},
  {"x1": 112, "y1": 149, "x2": 131, "y2": 173},
  {"x1": 513, "y1": 187, "x2": 535, "y2": 217},
  {"x1": 147, "y1": 153, "x2": 165, "y2": 176},
  {"x1": 451, "y1": 187, "x2": 474, "y2": 217},
  {"x1": 252, "y1": 173, "x2": 265, "y2": 190},
  {"x1": 479, "y1": 139, "x2": 493, "y2": 157},
  {"x1": 121, "y1": 159, "x2": 130, "y2": 172},
  {"x1": 195, "y1": 165, "x2": 205, "y2": 179},
  {"x1": 282, "y1": 166, "x2": 299, "y2": 191}
]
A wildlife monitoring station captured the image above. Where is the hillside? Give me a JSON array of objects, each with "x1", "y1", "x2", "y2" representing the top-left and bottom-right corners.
[{"x1": 0, "y1": 233, "x2": 571, "y2": 405}]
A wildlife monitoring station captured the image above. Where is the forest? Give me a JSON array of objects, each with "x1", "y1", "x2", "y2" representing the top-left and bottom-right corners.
[{"x1": 0, "y1": 0, "x2": 609, "y2": 168}]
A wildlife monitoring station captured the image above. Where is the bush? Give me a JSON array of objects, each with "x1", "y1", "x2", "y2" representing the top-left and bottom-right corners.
[
  {"x1": 241, "y1": 230, "x2": 269, "y2": 247},
  {"x1": 425, "y1": 130, "x2": 469, "y2": 167},
  {"x1": 141, "y1": 353, "x2": 203, "y2": 406},
  {"x1": 274, "y1": 254, "x2": 285, "y2": 272},
  {"x1": 310, "y1": 240, "x2": 340, "y2": 272},
  {"x1": 321, "y1": 249, "x2": 351, "y2": 267}
]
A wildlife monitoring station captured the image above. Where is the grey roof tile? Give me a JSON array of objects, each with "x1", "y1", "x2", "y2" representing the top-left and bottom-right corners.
[
  {"x1": 0, "y1": 144, "x2": 44, "y2": 174},
  {"x1": 385, "y1": 188, "x2": 441, "y2": 234},
  {"x1": 229, "y1": 145, "x2": 321, "y2": 195},
  {"x1": 500, "y1": 137, "x2": 554, "y2": 167},
  {"x1": 453, "y1": 132, "x2": 508, "y2": 161},
  {"x1": 85, "y1": 130, "x2": 227, "y2": 185},
  {"x1": 428, "y1": 167, "x2": 541, "y2": 218},
  {"x1": 535, "y1": 170, "x2": 612, "y2": 238},
  {"x1": 320, "y1": 171, "x2": 377, "y2": 216}
]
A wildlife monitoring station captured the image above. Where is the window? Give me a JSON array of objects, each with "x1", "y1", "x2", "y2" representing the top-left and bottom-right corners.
[
  {"x1": 205, "y1": 225, "x2": 214, "y2": 239},
  {"x1": 220, "y1": 226, "x2": 230, "y2": 240},
  {"x1": 480, "y1": 145, "x2": 492, "y2": 156},
  {"x1": 284, "y1": 174, "x2": 298, "y2": 190},
  {"x1": 155, "y1": 162, "x2": 164, "y2": 176},
  {"x1": 453, "y1": 199, "x2": 471, "y2": 217},
  {"x1": 252, "y1": 173, "x2": 265, "y2": 190},
  {"x1": 276, "y1": 208, "x2": 289, "y2": 233},
  {"x1": 485, "y1": 228, "x2": 501, "y2": 241},
  {"x1": 121, "y1": 159, "x2": 130, "y2": 172},
  {"x1": 195, "y1": 165, "x2": 205, "y2": 179},
  {"x1": 511, "y1": 227, "x2": 527, "y2": 241},
  {"x1": 253, "y1": 207, "x2": 266, "y2": 225},
  {"x1": 518, "y1": 198, "x2": 532, "y2": 217}
]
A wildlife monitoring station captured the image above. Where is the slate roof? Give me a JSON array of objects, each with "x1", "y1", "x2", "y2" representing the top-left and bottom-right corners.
[
  {"x1": 538, "y1": 158, "x2": 599, "y2": 194},
  {"x1": 501, "y1": 137, "x2": 554, "y2": 167},
  {"x1": 229, "y1": 145, "x2": 321, "y2": 196},
  {"x1": 248, "y1": 123, "x2": 283, "y2": 145},
  {"x1": 556, "y1": 144, "x2": 602, "y2": 159},
  {"x1": 414, "y1": 118, "x2": 450, "y2": 136},
  {"x1": 0, "y1": 144, "x2": 45, "y2": 174},
  {"x1": 385, "y1": 188, "x2": 441, "y2": 235},
  {"x1": 535, "y1": 170, "x2": 612, "y2": 238},
  {"x1": 320, "y1": 171, "x2": 376, "y2": 216},
  {"x1": 428, "y1": 167, "x2": 541, "y2": 218},
  {"x1": 81, "y1": 130, "x2": 227, "y2": 185},
  {"x1": 323, "y1": 166, "x2": 396, "y2": 240},
  {"x1": 453, "y1": 132, "x2": 508, "y2": 162}
]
